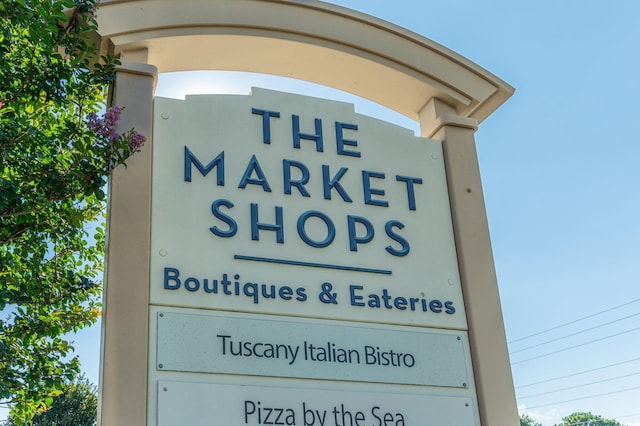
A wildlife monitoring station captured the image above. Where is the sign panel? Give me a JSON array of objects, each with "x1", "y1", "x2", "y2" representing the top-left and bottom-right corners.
[
  {"x1": 150, "y1": 88, "x2": 466, "y2": 329},
  {"x1": 157, "y1": 381, "x2": 477, "y2": 426},
  {"x1": 156, "y1": 311, "x2": 469, "y2": 388}
]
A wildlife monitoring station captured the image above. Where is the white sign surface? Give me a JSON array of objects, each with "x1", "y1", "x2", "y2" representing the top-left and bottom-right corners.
[
  {"x1": 151, "y1": 87, "x2": 465, "y2": 328},
  {"x1": 157, "y1": 381, "x2": 478, "y2": 426},
  {"x1": 156, "y1": 311, "x2": 468, "y2": 388}
]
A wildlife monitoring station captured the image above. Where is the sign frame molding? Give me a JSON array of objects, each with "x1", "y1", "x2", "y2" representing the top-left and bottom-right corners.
[{"x1": 98, "y1": 1, "x2": 518, "y2": 425}]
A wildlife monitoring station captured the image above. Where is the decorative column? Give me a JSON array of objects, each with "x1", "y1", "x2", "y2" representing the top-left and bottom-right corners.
[
  {"x1": 100, "y1": 60, "x2": 157, "y2": 426},
  {"x1": 419, "y1": 98, "x2": 519, "y2": 426}
]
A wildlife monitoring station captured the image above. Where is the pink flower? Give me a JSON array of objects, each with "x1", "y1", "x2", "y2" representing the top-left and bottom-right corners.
[
  {"x1": 127, "y1": 131, "x2": 146, "y2": 150},
  {"x1": 86, "y1": 106, "x2": 146, "y2": 154}
]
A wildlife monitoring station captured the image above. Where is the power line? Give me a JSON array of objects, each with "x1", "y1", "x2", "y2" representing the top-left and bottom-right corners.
[
  {"x1": 510, "y1": 312, "x2": 640, "y2": 354},
  {"x1": 616, "y1": 412, "x2": 640, "y2": 419},
  {"x1": 511, "y1": 326, "x2": 640, "y2": 365},
  {"x1": 516, "y1": 356, "x2": 640, "y2": 388},
  {"x1": 526, "y1": 385, "x2": 640, "y2": 409},
  {"x1": 509, "y1": 297, "x2": 640, "y2": 344},
  {"x1": 518, "y1": 371, "x2": 640, "y2": 399}
]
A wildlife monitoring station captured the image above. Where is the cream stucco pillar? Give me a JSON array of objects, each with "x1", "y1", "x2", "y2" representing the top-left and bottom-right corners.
[
  {"x1": 419, "y1": 98, "x2": 519, "y2": 426},
  {"x1": 100, "y1": 60, "x2": 157, "y2": 426}
]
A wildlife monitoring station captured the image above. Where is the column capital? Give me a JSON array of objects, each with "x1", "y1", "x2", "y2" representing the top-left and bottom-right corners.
[
  {"x1": 418, "y1": 97, "x2": 478, "y2": 139},
  {"x1": 115, "y1": 59, "x2": 158, "y2": 93}
]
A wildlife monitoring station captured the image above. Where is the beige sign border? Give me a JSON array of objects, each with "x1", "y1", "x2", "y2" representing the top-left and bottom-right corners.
[{"x1": 98, "y1": 1, "x2": 518, "y2": 425}]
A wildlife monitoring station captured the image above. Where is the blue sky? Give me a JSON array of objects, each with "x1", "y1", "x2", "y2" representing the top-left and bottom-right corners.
[{"x1": 63, "y1": 1, "x2": 640, "y2": 425}]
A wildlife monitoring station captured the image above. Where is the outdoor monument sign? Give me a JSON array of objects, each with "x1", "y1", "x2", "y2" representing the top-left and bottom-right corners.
[
  {"x1": 96, "y1": 1, "x2": 518, "y2": 425},
  {"x1": 148, "y1": 88, "x2": 475, "y2": 424}
]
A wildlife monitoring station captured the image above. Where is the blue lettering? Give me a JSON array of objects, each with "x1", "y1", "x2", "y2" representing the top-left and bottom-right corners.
[
  {"x1": 292, "y1": 115, "x2": 323, "y2": 152},
  {"x1": 297, "y1": 211, "x2": 336, "y2": 248},
  {"x1": 368, "y1": 294, "x2": 381, "y2": 308},
  {"x1": 296, "y1": 288, "x2": 308, "y2": 301},
  {"x1": 429, "y1": 300, "x2": 443, "y2": 313},
  {"x1": 261, "y1": 285, "x2": 276, "y2": 300},
  {"x1": 279, "y1": 286, "x2": 293, "y2": 300},
  {"x1": 251, "y1": 108, "x2": 280, "y2": 144},
  {"x1": 362, "y1": 170, "x2": 388, "y2": 207},
  {"x1": 184, "y1": 147, "x2": 224, "y2": 184},
  {"x1": 210, "y1": 199, "x2": 237, "y2": 237},
  {"x1": 445, "y1": 301, "x2": 456, "y2": 314},
  {"x1": 396, "y1": 175, "x2": 423, "y2": 211},
  {"x1": 347, "y1": 215, "x2": 374, "y2": 251},
  {"x1": 250, "y1": 203, "x2": 284, "y2": 243},
  {"x1": 349, "y1": 285, "x2": 365, "y2": 307},
  {"x1": 283, "y1": 159, "x2": 310, "y2": 197},
  {"x1": 322, "y1": 165, "x2": 352, "y2": 202},
  {"x1": 184, "y1": 277, "x2": 200, "y2": 292},
  {"x1": 335, "y1": 122, "x2": 360, "y2": 157},
  {"x1": 164, "y1": 267, "x2": 181, "y2": 289},
  {"x1": 203, "y1": 279, "x2": 218, "y2": 293},
  {"x1": 385, "y1": 220, "x2": 410, "y2": 256},
  {"x1": 238, "y1": 155, "x2": 272, "y2": 192},
  {"x1": 394, "y1": 296, "x2": 408, "y2": 310},
  {"x1": 243, "y1": 283, "x2": 259, "y2": 304}
]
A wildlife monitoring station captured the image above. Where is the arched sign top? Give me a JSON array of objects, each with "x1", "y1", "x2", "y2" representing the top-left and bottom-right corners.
[{"x1": 97, "y1": 0, "x2": 513, "y2": 122}]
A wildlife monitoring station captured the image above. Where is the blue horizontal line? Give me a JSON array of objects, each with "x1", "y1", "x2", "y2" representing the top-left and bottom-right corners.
[{"x1": 234, "y1": 254, "x2": 392, "y2": 275}]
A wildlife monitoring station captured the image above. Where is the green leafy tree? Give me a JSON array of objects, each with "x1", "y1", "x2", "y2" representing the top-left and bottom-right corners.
[
  {"x1": 0, "y1": 0, "x2": 144, "y2": 422},
  {"x1": 521, "y1": 414, "x2": 544, "y2": 426},
  {"x1": 2, "y1": 376, "x2": 97, "y2": 426},
  {"x1": 555, "y1": 412, "x2": 624, "y2": 426}
]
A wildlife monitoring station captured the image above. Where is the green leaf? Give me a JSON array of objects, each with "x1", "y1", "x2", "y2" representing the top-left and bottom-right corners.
[{"x1": 1, "y1": 0, "x2": 143, "y2": 421}]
